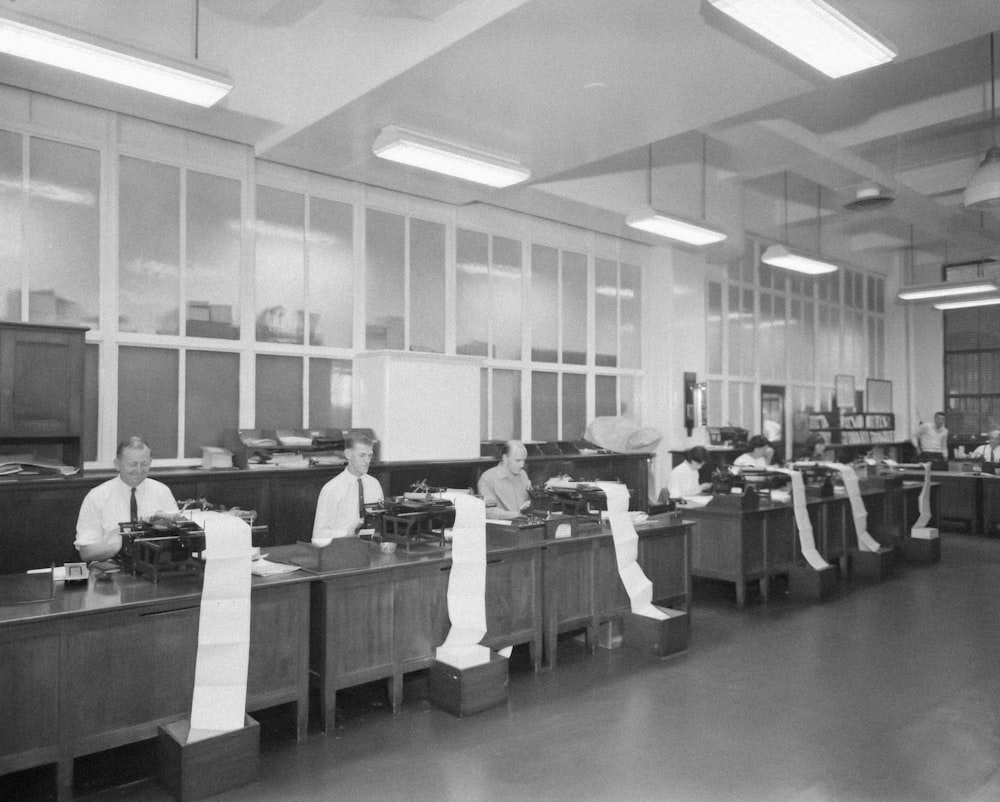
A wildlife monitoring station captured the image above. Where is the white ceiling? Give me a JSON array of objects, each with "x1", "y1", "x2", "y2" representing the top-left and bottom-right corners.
[{"x1": 3, "y1": 0, "x2": 1000, "y2": 274}]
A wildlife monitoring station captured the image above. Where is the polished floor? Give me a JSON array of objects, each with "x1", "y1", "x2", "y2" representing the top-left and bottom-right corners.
[{"x1": 14, "y1": 533, "x2": 1000, "y2": 801}]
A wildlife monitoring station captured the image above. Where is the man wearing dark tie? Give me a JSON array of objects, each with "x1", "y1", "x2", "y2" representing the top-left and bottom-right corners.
[
  {"x1": 74, "y1": 436, "x2": 179, "y2": 562},
  {"x1": 971, "y1": 430, "x2": 1000, "y2": 463},
  {"x1": 312, "y1": 432, "x2": 384, "y2": 544}
]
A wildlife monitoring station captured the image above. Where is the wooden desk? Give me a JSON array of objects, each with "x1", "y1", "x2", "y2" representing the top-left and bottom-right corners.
[
  {"x1": 900, "y1": 470, "x2": 993, "y2": 536},
  {"x1": 540, "y1": 514, "x2": 692, "y2": 669},
  {"x1": 271, "y1": 537, "x2": 544, "y2": 734},
  {"x1": 681, "y1": 482, "x2": 922, "y2": 604},
  {"x1": 0, "y1": 570, "x2": 310, "y2": 801}
]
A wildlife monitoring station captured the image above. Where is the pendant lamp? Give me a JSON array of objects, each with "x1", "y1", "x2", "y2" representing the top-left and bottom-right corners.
[
  {"x1": 762, "y1": 174, "x2": 838, "y2": 274},
  {"x1": 965, "y1": 32, "x2": 1000, "y2": 210}
]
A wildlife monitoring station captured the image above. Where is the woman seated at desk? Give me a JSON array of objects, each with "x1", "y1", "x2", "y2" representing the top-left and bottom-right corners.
[
  {"x1": 733, "y1": 435, "x2": 772, "y2": 470},
  {"x1": 795, "y1": 433, "x2": 828, "y2": 462},
  {"x1": 668, "y1": 446, "x2": 713, "y2": 499}
]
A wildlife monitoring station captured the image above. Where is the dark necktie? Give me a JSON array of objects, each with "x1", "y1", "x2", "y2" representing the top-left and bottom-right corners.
[
  {"x1": 358, "y1": 477, "x2": 365, "y2": 520},
  {"x1": 130, "y1": 487, "x2": 138, "y2": 522}
]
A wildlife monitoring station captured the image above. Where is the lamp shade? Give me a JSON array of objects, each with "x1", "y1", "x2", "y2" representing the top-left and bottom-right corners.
[
  {"x1": 760, "y1": 243, "x2": 838, "y2": 275},
  {"x1": 625, "y1": 209, "x2": 727, "y2": 245},
  {"x1": 964, "y1": 146, "x2": 1000, "y2": 209}
]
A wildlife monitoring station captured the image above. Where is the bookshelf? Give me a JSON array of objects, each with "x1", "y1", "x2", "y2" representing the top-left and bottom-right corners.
[{"x1": 805, "y1": 411, "x2": 899, "y2": 458}]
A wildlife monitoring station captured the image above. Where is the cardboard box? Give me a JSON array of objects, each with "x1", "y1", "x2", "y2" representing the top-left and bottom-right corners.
[
  {"x1": 429, "y1": 652, "x2": 509, "y2": 717},
  {"x1": 158, "y1": 716, "x2": 260, "y2": 802},
  {"x1": 852, "y1": 546, "x2": 894, "y2": 582},
  {"x1": 788, "y1": 562, "x2": 838, "y2": 601},
  {"x1": 623, "y1": 607, "x2": 690, "y2": 658},
  {"x1": 901, "y1": 535, "x2": 941, "y2": 564}
]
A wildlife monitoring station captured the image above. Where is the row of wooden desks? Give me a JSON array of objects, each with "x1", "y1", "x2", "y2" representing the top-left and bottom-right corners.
[
  {"x1": 0, "y1": 514, "x2": 692, "y2": 799},
  {"x1": 679, "y1": 480, "x2": 932, "y2": 605}
]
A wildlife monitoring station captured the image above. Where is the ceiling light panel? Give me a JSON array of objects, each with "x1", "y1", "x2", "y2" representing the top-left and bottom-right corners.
[
  {"x1": 626, "y1": 209, "x2": 727, "y2": 246},
  {"x1": 897, "y1": 279, "x2": 1000, "y2": 302},
  {"x1": 373, "y1": 125, "x2": 530, "y2": 188},
  {"x1": 0, "y1": 9, "x2": 232, "y2": 106},
  {"x1": 761, "y1": 244, "x2": 838, "y2": 274},
  {"x1": 707, "y1": 0, "x2": 896, "y2": 78}
]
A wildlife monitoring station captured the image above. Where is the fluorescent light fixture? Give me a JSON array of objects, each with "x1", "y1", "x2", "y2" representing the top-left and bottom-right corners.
[
  {"x1": 707, "y1": 0, "x2": 896, "y2": 78},
  {"x1": 897, "y1": 279, "x2": 1000, "y2": 302},
  {"x1": 933, "y1": 296, "x2": 1000, "y2": 310},
  {"x1": 372, "y1": 125, "x2": 530, "y2": 188},
  {"x1": 626, "y1": 209, "x2": 727, "y2": 245},
  {"x1": 761, "y1": 243, "x2": 838, "y2": 275},
  {"x1": 0, "y1": 9, "x2": 232, "y2": 107}
]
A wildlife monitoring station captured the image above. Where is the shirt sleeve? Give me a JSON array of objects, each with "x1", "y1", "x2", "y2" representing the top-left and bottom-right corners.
[
  {"x1": 477, "y1": 469, "x2": 500, "y2": 508},
  {"x1": 74, "y1": 487, "x2": 105, "y2": 549}
]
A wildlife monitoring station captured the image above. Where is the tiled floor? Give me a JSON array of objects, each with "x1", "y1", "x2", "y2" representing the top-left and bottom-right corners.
[{"x1": 13, "y1": 533, "x2": 1000, "y2": 801}]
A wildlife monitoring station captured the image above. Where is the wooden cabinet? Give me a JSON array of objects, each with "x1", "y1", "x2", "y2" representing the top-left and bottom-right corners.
[{"x1": 0, "y1": 322, "x2": 88, "y2": 471}]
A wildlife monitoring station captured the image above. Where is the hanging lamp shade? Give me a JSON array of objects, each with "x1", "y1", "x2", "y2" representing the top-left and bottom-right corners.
[{"x1": 964, "y1": 146, "x2": 1000, "y2": 209}]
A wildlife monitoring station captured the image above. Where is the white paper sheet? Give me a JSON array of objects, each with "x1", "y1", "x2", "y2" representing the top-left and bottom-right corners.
[
  {"x1": 914, "y1": 462, "x2": 933, "y2": 530},
  {"x1": 597, "y1": 482, "x2": 668, "y2": 621},
  {"x1": 186, "y1": 511, "x2": 253, "y2": 743},
  {"x1": 772, "y1": 468, "x2": 830, "y2": 571},
  {"x1": 833, "y1": 464, "x2": 882, "y2": 552},
  {"x1": 437, "y1": 495, "x2": 492, "y2": 668}
]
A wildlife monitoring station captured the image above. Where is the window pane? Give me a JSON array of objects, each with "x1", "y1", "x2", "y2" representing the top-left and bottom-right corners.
[
  {"x1": 187, "y1": 171, "x2": 240, "y2": 340},
  {"x1": 29, "y1": 138, "x2": 100, "y2": 328},
  {"x1": 531, "y1": 371, "x2": 558, "y2": 440},
  {"x1": 256, "y1": 186, "x2": 304, "y2": 343},
  {"x1": 492, "y1": 368, "x2": 521, "y2": 440},
  {"x1": 84, "y1": 343, "x2": 99, "y2": 462},
  {"x1": 707, "y1": 281, "x2": 723, "y2": 375},
  {"x1": 562, "y1": 251, "x2": 587, "y2": 364},
  {"x1": 309, "y1": 197, "x2": 353, "y2": 348},
  {"x1": 531, "y1": 245, "x2": 558, "y2": 362},
  {"x1": 365, "y1": 208, "x2": 404, "y2": 350},
  {"x1": 481, "y1": 367, "x2": 489, "y2": 440},
  {"x1": 309, "y1": 357, "x2": 352, "y2": 429},
  {"x1": 596, "y1": 374, "x2": 617, "y2": 417},
  {"x1": 256, "y1": 354, "x2": 303, "y2": 429},
  {"x1": 621, "y1": 263, "x2": 641, "y2": 369},
  {"x1": 410, "y1": 217, "x2": 445, "y2": 353},
  {"x1": 185, "y1": 350, "x2": 239, "y2": 457},
  {"x1": 118, "y1": 346, "x2": 178, "y2": 458},
  {"x1": 595, "y1": 258, "x2": 617, "y2": 368},
  {"x1": 491, "y1": 236, "x2": 522, "y2": 360},
  {"x1": 456, "y1": 228, "x2": 488, "y2": 356},
  {"x1": 621, "y1": 375, "x2": 640, "y2": 421},
  {"x1": 562, "y1": 373, "x2": 586, "y2": 440},
  {"x1": 120, "y1": 157, "x2": 178, "y2": 334},
  {"x1": 0, "y1": 129, "x2": 21, "y2": 321}
]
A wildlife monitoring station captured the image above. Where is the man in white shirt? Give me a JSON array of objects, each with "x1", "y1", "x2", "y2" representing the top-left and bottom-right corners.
[
  {"x1": 912, "y1": 412, "x2": 948, "y2": 468},
  {"x1": 478, "y1": 440, "x2": 532, "y2": 520},
  {"x1": 971, "y1": 430, "x2": 1000, "y2": 463},
  {"x1": 312, "y1": 432, "x2": 384, "y2": 544},
  {"x1": 75, "y1": 437, "x2": 179, "y2": 562},
  {"x1": 668, "y1": 446, "x2": 713, "y2": 499}
]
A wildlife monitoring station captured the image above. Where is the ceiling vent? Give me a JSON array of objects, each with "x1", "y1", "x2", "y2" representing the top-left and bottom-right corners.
[{"x1": 843, "y1": 184, "x2": 895, "y2": 211}]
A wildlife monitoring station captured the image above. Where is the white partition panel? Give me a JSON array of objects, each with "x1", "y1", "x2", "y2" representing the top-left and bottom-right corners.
[{"x1": 353, "y1": 351, "x2": 482, "y2": 461}]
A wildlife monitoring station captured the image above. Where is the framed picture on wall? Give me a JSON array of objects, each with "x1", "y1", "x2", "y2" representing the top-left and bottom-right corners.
[
  {"x1": 866, "y1": 379, "x2": 892, "y2": 413},
  {"x1": 835, "y1": 374, "x2": 856, "y2": 411}
]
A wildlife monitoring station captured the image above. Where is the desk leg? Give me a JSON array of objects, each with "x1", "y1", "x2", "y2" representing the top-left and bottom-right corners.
[
  {"x1": 543, "y1": 609, "x2": 558, "y2": 670},
  {"x1": 529, "y1": 636, "x2": 541, "y2": 672},
  {"x1": 57, "y1": 758, "x2": 73, "y2": 802},
  {"x1": 320, "y1": 687, "x2": 336, "y2": 735},
  {"x1": 390, "y1": 674, "x2": 403, "y2": 713}
]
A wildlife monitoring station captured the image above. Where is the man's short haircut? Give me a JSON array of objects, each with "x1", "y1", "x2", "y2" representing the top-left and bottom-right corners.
[
  {"x1": 345, "y1": 431, "x2": 375, "y2": 450},
  {"x1": 116, "y1": 436, "x2": 150, "y2": 458},
  {"x1": 934, "y1": 411, "x2": 945, "y2": 418},
  {"x1": 502, "y1": 440, "x2": 525, "y2": 456},
  {"x1": 686, "y1": 446, "x2": 709, "y2": 464}
]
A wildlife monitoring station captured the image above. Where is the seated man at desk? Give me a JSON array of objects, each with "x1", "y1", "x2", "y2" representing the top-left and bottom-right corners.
[
  {"x1": 668, "y1": 446, "x2": 713, "y2": 499},
  {"x1": 313, "y1": 432, "x2": 384, "y2": 544},
  {"x1": 733, "y1": 435, "x2": 772, "y2": 470},
  {"x1": 478, "y1": 440, "x2": 531, "y2": 520},
  {"x1": 74, "y1": 436, "x2": 179, "y2": 562},
  {"x1": 971, "y1": 430, "x2": 1000, "y2": 464}
]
